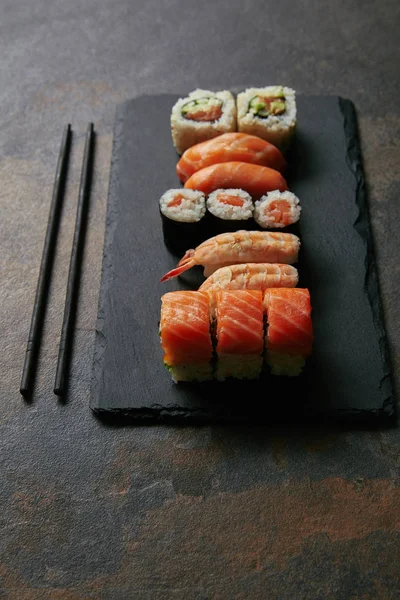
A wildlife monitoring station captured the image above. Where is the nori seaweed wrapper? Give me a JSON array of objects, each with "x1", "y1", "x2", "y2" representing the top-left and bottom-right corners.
[
  {"x1": 205, "y1": 211, "x2": 255, "y2": 238},
  {"x1": 160, "y1": 209, "x2": 209, "y2": 257}
]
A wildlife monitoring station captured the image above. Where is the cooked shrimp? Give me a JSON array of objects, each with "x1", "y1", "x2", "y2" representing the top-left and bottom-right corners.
[
  {"x1": 160, "y1": 230, "x2": 300, "y2": 282},
  {"x1": 199, "y1": 263, "x2": 299, "y2": 292}
]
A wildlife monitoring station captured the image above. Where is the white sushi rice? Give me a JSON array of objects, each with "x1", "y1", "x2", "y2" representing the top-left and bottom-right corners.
[
  {"x1": 237, "y1": 86, "x2": 296, "y2": 151},
  {"x1": 254, "y1": 190, "x2": 301, "y2": 228},
  {"x1": 216, "y1": 354, "x2": 263, "y2": 381},
  {"x1": 159, "y1": 189, "x2": 206, "y2": 223},
  {"x1": 168, "y1": 362, "x2": 213, "y2": 383},
  {"x1": 207, "y1": 189, "x2": 254, "y2": 220},
  {"x1": 171, "y1": 89, "x2": 237, "y2": 155},
  {"x1": 266, "y1": 351, "x2": 305, "y2": 376}
]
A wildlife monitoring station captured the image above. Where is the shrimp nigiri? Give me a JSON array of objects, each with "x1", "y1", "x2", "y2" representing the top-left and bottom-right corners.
[
  {"x1": 184, "y1": 162, "x2": 288, "y2": 198},
  {"x1": 160, "y1": 231, "x2": 300, "y2": 282},
  {"x1": 199, "y1": 263, "x2": 299, "y2": 292},
  {"x1": 176, "y1": 133, "x2": 287, "y2": 182}
]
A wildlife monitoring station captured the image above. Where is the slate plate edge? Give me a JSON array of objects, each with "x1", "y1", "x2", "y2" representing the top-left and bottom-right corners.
[
  {"x1": 90, "y1": 103, "x2": 125, "y2": 408},
  {"x1": 90, "y1": 95, "x2": 396, "y2": 425},
  {"x1": 339, "y1": 98, "x2": 395, "y2": 419}
]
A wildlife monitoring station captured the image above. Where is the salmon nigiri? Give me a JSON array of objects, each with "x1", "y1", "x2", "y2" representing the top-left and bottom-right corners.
[
  {"x1": 176, "y1": 133, "x2": 287, "y2": 182},
  {"x1": 184, "y1": 162, "x2": 288, "y2": 198},
  {"x1": 263, "y1": 288, "x2": 313, "y2": 376},
  {"x1": 160, "y1": 291, "x2": 213, "y2": 382},
  {"x1": 215, "y1": 290, "x2": 264, "y2": 380}
]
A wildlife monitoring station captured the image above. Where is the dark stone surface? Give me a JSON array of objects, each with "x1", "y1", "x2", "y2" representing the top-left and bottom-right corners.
[
  {"x1": 91, "y1": 94, "x2": 394, "y2": 422},
  {"x1": 1, "y1": 0, "x2": 400, "y2": 598}
]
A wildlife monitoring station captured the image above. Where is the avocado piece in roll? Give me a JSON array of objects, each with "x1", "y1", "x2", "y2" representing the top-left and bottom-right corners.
[{"x1": 248, "y1": 86, "x2": 287, "y2": 118}]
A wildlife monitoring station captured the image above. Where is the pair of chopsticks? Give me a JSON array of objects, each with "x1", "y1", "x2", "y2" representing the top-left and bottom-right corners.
[{"x1": 20, "y1": 123, "x2": 95, "y2": 398}]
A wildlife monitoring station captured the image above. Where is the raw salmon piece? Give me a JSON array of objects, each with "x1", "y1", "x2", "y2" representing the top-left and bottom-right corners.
[
  {"x1": 217, "y1": 192, "x2": 246, "y2": 206},
  {"x1": 184, "y1": 105, "x2": 223, "y2": 122},
  {"x1": 184, "y1": 162, "x2": 288, "y2": 198},
  {"x1": 176, "y1": 132, "x2": 287, "y2": 182},
  {"x1": 216, "y1": 290, "x2": 264, "y2": 355},
  {"x1": 263, "y1": 288, "x2": 313, "y2": 356},
  {"x1": 160, "y1": 291, "x2": 212, "y2": 366},
  {"x1": 266, "y1": 199, "x2": 293, "y2": 225}
]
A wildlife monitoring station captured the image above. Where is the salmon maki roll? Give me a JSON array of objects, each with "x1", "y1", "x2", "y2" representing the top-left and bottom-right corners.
[
  {"x1": 206, "y1": 188, "x2": 254, "y2": 235},
  {"x1": 184, "y1": 162, "x2": 288, "y2": 199},
  {"x1": 176, "y1": 132, "x2": 287, "y2": 182},
  {"x1": 159, "y1": 188, "x2": 207, "y2": 256},
  {"x1": 263, "y1": 288, "x2": 313, "y2": 376},
  {"x1": 160, "y1": 291, "x2": 213, "y2": 382},
  {"x1": 215, "y1": 290, "x2": 264, "y2": 381},
  {"x1": 254, "y1": 190, "x2": 301, "y2": 229}
]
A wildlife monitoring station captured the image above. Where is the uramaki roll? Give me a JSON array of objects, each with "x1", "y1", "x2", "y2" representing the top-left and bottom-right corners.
[
  {"x1": 263, "y1": 288, "x2": 313, "y2": 376},
  {"x1": 237, "y1": 86, "x2": 296, "y2": 151},
  {"x1": 160, "y1": 291, "x2": 213, "y2": 382},
  {"x1": 171, "y1": 89, "x2": 237, "y2": 155},
  {"x1": 215, "y1": 290, "x2": 264, "y2": 381},
  {"x1": 159, "y1": 289, "x2": 313, "y2": 381}
]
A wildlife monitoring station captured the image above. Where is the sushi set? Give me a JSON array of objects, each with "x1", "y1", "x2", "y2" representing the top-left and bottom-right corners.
[
  {"x1": 90, "y1": 90, "x2": 394, "y2": 422},
  {"x1": 160, "y1": 87, "x2": 310, "y2": 383},
  {"x1": 161, "y1": 89, "x2": 300, "y2": 255}
]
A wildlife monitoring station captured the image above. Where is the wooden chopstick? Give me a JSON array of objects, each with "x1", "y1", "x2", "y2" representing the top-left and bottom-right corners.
[
  {"x1": 54, "y1": 123, "x2": 95, "y2": 396},
  {"x1": 20, "y1": 124, "x2": 72, "y2": 397}
]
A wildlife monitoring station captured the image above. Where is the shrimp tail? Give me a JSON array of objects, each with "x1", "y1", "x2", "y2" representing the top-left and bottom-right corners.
[
  {"x1": 177, "y1": 249, "x2": 195, "y2": 266},
  {"x1": 160, "y1": 250, "x2": 196, "y2": 282}
]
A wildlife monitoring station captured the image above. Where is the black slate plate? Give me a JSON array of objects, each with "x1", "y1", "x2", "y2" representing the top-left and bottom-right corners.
[{"x1": 90, "y1": 94, "x2": 395, "y2": 424}]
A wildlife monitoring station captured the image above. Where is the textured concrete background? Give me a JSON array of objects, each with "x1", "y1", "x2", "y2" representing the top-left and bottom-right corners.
[{"x1": 1, "y1": 0, "x2": 400, "y2": 598}]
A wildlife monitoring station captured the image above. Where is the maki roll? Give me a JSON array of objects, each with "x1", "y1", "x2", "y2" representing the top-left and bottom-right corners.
[
  {"x1": 176, "y1": 132, "x2": 287, "y2": 182},
  {"x1": 254, "y1": 190, "x2": 301, "y2": 229},
  {"x1": 237, "y1": 86, "x2": 296, "y2": 151},
  {"x1": 263, "y1": 288, "x2": 313, "y2": 376},
  {"x1": 171, "y1": 89, "x2": 236, "y2": 155},
  {"x1": 160, "y1": 291, "x2": 213, "y2": 382},
  {"x1": 206, "y1": 188, "x2": 254, "y2": 235},
  {"x1": 215, "y1": 290, "x2": 264, "y2": 381},
  {"x1": 159, "y1": 189, "x2": 207, "y2": 256}
]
